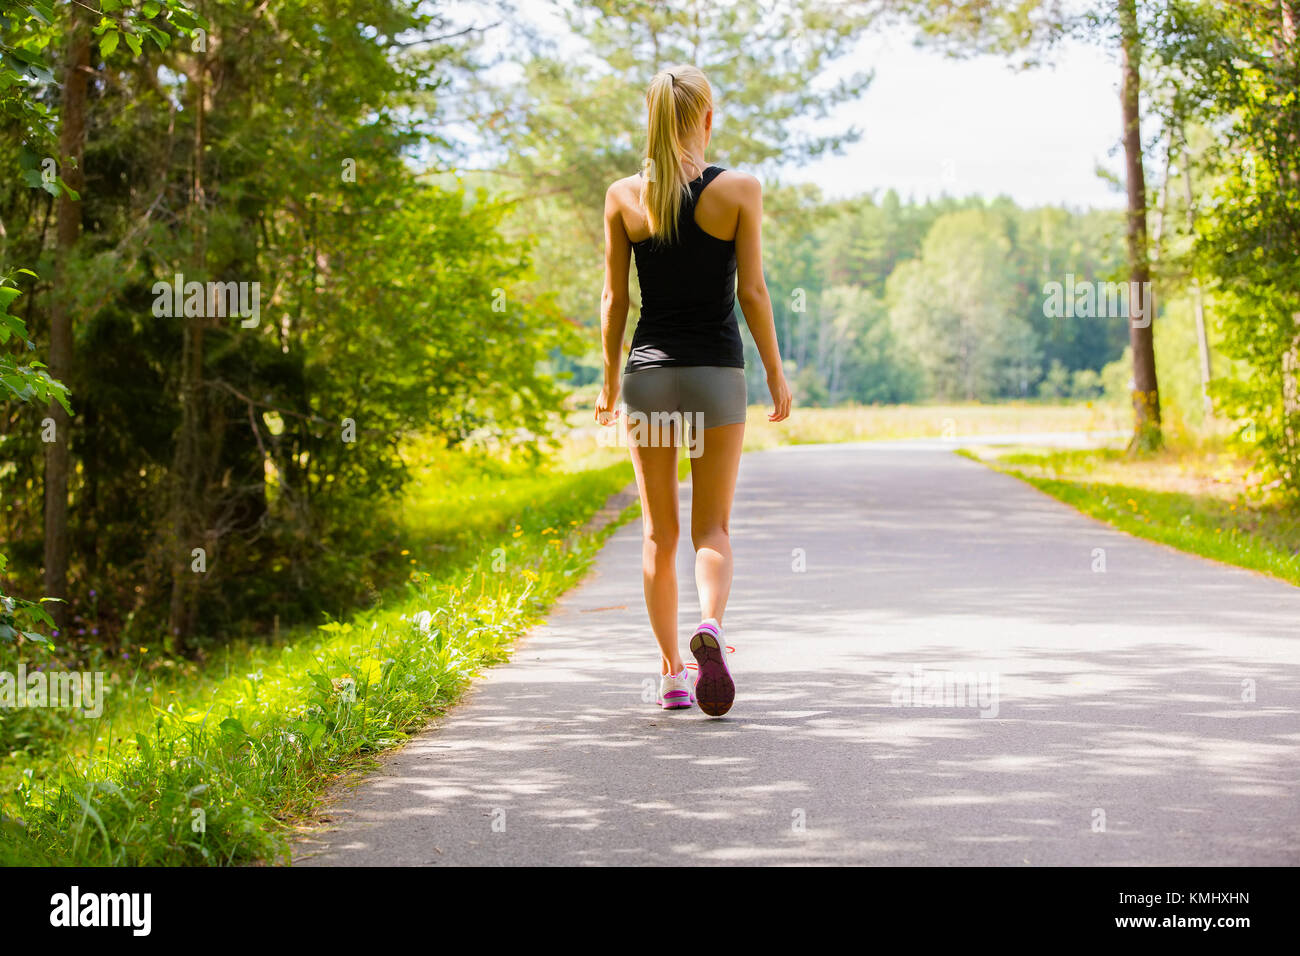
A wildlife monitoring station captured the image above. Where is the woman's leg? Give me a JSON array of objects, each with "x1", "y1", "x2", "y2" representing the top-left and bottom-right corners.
[
  {"x1": 628, "y1": 417, "x2": 683, "y2": 675},
  {"x1": 689, "y1": 422, "x2": 745, "y2": 623}
]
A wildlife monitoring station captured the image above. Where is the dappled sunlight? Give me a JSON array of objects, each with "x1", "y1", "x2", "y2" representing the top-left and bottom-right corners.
[{"x1": 298, "y1": 445, "x2": 1300, "y2": 866}]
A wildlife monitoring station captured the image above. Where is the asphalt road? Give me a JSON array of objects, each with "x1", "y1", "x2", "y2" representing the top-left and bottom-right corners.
[{"x1": 296, "y1": 443, "x2": 1300, "y2": 866}]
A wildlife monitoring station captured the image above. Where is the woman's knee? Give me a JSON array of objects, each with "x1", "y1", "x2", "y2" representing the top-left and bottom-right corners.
[
  {"x1": 643, "y1": 521, "x2": 679, "y2": 556},
  {"x1": 691, "y1": 521, "x2": 729, "y2": 550}
]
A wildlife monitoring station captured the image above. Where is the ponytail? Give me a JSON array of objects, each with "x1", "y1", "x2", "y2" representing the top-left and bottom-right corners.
[{"x1": 640, "y1": 65, "x2": 712, "y2": 244}]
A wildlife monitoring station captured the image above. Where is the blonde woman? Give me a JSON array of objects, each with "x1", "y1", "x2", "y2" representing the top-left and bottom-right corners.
[{"x1": 596, "y1": 64, "x2": 792, "y2": 717}]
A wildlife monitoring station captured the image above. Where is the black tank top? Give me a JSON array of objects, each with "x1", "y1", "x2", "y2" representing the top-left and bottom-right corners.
[{"x1": 625, "y1": 165, "x2": 745, "y2": 373}]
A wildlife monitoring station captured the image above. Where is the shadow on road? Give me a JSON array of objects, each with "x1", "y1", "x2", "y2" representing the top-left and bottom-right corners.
[{"x1": 297, "y1": 446, "x2": 1300, "y2": 866}]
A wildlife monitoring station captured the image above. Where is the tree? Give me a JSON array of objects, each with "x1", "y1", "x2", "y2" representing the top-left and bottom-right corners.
[
  {"x1": 887, "y1": 208, "x2": 1041, "y2": 401},
  {"x1": 1154, "y1": 0, "x2": 1300, "y2": 493},
  {"x1": 910, "y1": 0, "x2": 1165, "y2": 447},
  {"x1": 1118, "y1": 0, "x2": 1160, "y2": 448},
  {"x1": 4, "y1": 0, "x2": 206, "y2": 632},
  {"x1": 41, "y1": 2, "x2": 90, "y2": 632},
  {"x1": 0, "y1": 0, "x2": 72, "y2": 646}
]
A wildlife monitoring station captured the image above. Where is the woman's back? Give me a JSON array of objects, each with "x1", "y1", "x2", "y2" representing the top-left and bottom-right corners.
[{"x1": 623, "y1": 165, "x2": 745, "y2": 372}]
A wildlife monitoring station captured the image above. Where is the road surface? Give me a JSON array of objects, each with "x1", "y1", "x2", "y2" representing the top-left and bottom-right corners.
[{"x1": 296, "y1": 443, "x2": 1300, "y2": 866}]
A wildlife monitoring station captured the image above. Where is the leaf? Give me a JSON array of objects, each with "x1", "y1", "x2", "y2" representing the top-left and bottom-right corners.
[
  {"x1": 301, "y1": 721, "x2": 326, "y2": 747},
  {"x1": 27, "y1": 602, "x2": 55, "y2": 626},
  {"x1": 218, "y1": 717, "x2": 248, "y2": 738},
  {"x1": 100, "y1": 30, "x2": 119, "y2": 58},
  {"x1": 24, "y1": 3, "x2": 55, "y2": 26},
  {"x1": 70, "y1": 790, "x2": 111, "y2": 852},
  {"x1": 309, "y1": 672, "x2": 334, "y2": 694}
]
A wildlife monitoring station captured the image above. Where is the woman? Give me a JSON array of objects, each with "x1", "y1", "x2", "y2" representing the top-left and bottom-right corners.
[{"x1": 595, "y1": 64, "x2": 792, "y2": 717}]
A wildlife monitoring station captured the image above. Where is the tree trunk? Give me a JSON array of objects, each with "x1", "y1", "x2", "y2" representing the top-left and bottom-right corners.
[
  {"x1": 167, "y1": 35, "x2": 209, "y2": 647},
  {"x1": 1119, "y1": 0, "x2": 1161, "y2": 450},
  {"x1": 1277, "y1": 2, "x2": 1299, "y2": 462},
  {"x1": 43, "y1": 9, "x2": 91, "y2": 630},
  {"x1": 1181, "y1": 156, "x2": 1213, "y2": 418}
]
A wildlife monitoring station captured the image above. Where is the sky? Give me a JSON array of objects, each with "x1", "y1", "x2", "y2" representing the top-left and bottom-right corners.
[
  {"x1": 446, "y1": 2, "x2": 1129, "y2": 211},
  {"x1": 777, "y1": 29, "x2": 1128, "y2": 209}
]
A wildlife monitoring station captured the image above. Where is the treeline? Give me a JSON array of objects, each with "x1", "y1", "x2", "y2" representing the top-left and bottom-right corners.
[{"x1": 754, "y1": 190, "x2": 1130, "y2": 406}]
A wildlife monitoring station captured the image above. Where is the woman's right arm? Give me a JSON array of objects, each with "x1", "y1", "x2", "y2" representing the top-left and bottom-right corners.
[
  {"x1": 596, "y1": 182, "x2": 632, "y2": 424},
  {"x1": 733, "y1": 174, "x2": 791, "y2": 423}
]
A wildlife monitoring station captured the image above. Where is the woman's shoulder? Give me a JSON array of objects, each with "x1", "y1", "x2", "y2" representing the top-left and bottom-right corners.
[
  {"x1": 605, "y1": 173, "x2": 642, "y2": 204},
  {"x1": 702, "y1": 168, "x2": 761, "y2": 218},
  {"x1": 705, "y1": 168, "x2": 762, "y2": 212},
  {"x1": 709, "y1": 167, "x2": 761, "y2": 195}
]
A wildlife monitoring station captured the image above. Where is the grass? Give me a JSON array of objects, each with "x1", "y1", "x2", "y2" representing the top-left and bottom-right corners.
[
  {"x1": 0, "y1": 444, "x2": 635, "y2": 865},
  {"x1": 557, "y1": 397, "x2": 1128, "y2": 457},
  {"x1": 964, "y1": 443, "x2": 1300, "y2": 587},
  {"x1": 737, "y1": 400, "x2": 1127, "y2": 451}
]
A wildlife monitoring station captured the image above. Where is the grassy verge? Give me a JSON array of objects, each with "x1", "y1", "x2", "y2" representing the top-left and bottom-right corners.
[
  {"x1": 965, "y1": 444, "x2": 1300, "y2": 587},
  {"x1": 556, "y1": 398, "x2": 1127, "y2": 456},
  {"x1": 0, "y1": 449, "x2": 635, "y2": 865},
  {"x1": 738, "y1": 401, "x2": 1126, "y2": 450}
]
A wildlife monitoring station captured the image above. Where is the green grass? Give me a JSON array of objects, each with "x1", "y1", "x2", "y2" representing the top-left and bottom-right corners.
[
  {"x1": 0, "y1": 449, "x2": 635, "y2": 865},
  {"x1": 737, "y1": 401, "x2": 1127, "y2": 451},
  {"x1": 966, "y1": 446, "x2": 1300, "y2": 587}
]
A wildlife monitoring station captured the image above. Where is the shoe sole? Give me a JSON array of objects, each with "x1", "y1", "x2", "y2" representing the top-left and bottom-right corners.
[
  {"x1": 690, "y1": 630, "x2": 734, "y2": 717},
  {"x1": 660, "y1": 691, "x2": 694, "y2": 710}
]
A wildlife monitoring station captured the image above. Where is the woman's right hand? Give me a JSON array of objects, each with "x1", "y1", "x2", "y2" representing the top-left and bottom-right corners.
[
  {"x1": 595, "y1": 382, "x2": 620, "y2": 426},
  {"x1": 766, "y1": 371, "x2": 792, "y2": 423}
]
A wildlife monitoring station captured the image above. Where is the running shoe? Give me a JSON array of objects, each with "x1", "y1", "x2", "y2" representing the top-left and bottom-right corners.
[
  {"x1": 659, "y1": 667, "x2": 695, "y2": 710},
  {"x1": 690, "y1": 618, "x2": 734, "y2": 717}
]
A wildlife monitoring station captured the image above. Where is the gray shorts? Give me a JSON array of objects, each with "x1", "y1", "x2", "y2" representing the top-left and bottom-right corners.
[{"x1": 621, "y1": 366, "x2": 748, "y2": 431}]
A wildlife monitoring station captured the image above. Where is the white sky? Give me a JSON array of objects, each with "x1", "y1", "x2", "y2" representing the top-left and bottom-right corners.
[{"x1": 778, "y1": 30, "x2": 1128, "y2": 209}]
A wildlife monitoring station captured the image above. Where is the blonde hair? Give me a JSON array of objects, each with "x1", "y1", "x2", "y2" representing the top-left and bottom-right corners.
[{"x1": 641, "y1": 64, "x2": 712, "y2": 244}]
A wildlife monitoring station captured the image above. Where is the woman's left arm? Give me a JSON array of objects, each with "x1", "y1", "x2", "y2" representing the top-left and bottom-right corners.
[{"x1": 596, "y1": 182, "x2": 632, "y2": 423}]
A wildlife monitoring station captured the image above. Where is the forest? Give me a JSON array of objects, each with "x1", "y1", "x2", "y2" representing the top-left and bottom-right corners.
[{"x1": 0, "y1": 0, "x2": 1296, "y2": 865}]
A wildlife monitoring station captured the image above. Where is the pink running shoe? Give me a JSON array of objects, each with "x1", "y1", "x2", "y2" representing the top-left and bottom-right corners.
[
  {"x1": 690, "y1": 619, "x2": 734, "y2": 717},
  {"x1": 659, "y1": 667, "x2": 695, "y2": 710}
]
